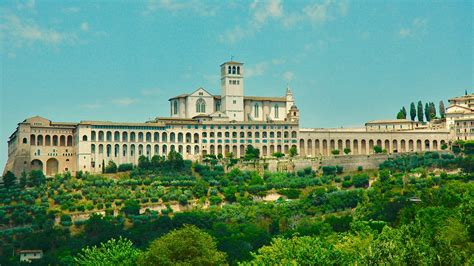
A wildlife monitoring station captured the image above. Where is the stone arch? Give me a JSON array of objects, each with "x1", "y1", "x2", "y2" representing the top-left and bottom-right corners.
[
  {"x1": 162, "y1": 132, "x2": 168, "y2": 142},
  {"x1": 154, "y1": 132, "x2": 159, "y2": 142},
  {"x1": 67, "y1": 135, "x2": 73, "y2": 146},
  {"x1": 330, "y1": 139, "x2": 335, "y2": 151},
  {"x1": 323, "y1": 139, "x2": 328, "y2": 155},
  {"x1": 138, "y1": 132, "x2": 144, "y2": 142},
  {"x1": 37, "y1": 135, "x2": 44, "y2": 146},
  {"x1": 392, "y1": 139, "x2": 398, "y2": 153},
  {"x1": 315, "y1": 139, "x2": 320, "y2": 155},
  {"x1": 240, "y1": 145, "x2": 245, "y2": 157},
  {"x1": 146, "y1": 144, "x2": 151, "y2": 157},
  {"x1": 107, "y1": 144, "x2": 112, "y2": 157},
  {"x1": 424, "y1": 139, "x2": 430, "y2": 151},
  {"x1": 225, "y1": 144, "x2": 230, "y2": 154},
  {"x1": 123, "y1": 144, "x2": 128, "y2": 157},
  {"x1": 99, "y1": 144, "x2": 104, "y2": 154},
  {"x1": 337, "y1": 139, "x2": 343, "y2": 151},
  {"x1": 146, "y1": 132, "x2": 152, "y2": 142},
  {"x1": 98, "y1": 131, "x2": 104, "y2": 141},
  {"x1": 353, "y1": 139, "x2": 359, "y2": 155},
  {"x1": 433, "y1": 140, "x2": 438, "y2": 150},
  {"x1": 194, "y1": 145, "x2": 200, "y2": 154},
  {"x1": 30, "y1": 134, "x2": 36, "y2": 145},
  {"x1": 368, "y1": 140, "x2": 374, "y2": 153},
  {"x1": 60, "y1": 135, "x2": 66, "y2": 146},
  {"x1": 114, "y1": 144, "x2": 120, "y2": 157},
  {"x1": 91, "y1": 144, "x2": 96, "y2": 153},
  {"x1": 210, "y1": 145, "x2": 215, "y2": 155},
  {"x1": 106, "y1": 131, "x2": 112, "y2": 141},
  {"x1": 277, "y1": 145, "x2": 282, "y2": 153},
  {"x1": 114, "y1": 131, "x2": 120, "y2": 142},
  {"x1": 46, "y1": 158, "x2": 59, "y2": 176},
  {"x1": 91, "y1": 131, "x2": 96, "y2": 141},
  {"x1": 154, "y1": 144, "x2": 159, "y2": 155},
  {"x1": 185, "y1": 133, "x2": 192, "y2": 143},
  {"x1": 186, "y1": 145, "x2": 191, "y2": 154},
  {"x1": 262, "y1": 145, "x2": 268, "y2": 156},
  {"x1": 408, "y1": 139, "x2": 414, "y2": 151},
  {"x1": 162, "y1": 144, "x2": 167, "y2": 155},
  {"x1": 45, "y1": 135, "x2": 51, "y2": 146},
  {"x1": 53, "y1": 135, "x2": 58, "y2": 146},
  {"x1": 269, "y1": 145, "x2": 275, "y2": 155},
  {"x1": 307, "y1": 140, "x2": 313, "y2": 156},
  {"x1": 299, "y1": 139, "x2": 305, "y2": 156},
  {"x1": 122, "y1": 132, "x2": 128, "y2": 142},
  {"x1": 400, "y1": 139, "x2": 406, "y2": 152},
  {"x1": 232, "y1": 145, "x2": 238, "y2": 156},
  {"x1": 138, "y1": 144, "x2": 144, "y2": 156},
  {"x1": 130, "y1": 132, "x2": 136, "y2": 142},
  {"x1": 361, "y1": 139, "x2": 367, "y2": 154},
  {"x1": 284, "y1": 145, "x2": 289, "y2": 153},
  {"x1": 193, "y1": 133, "x2": 199, "y2": 143},
  {"x1": 384, "y1": 139, "x2": 390, "y2": 153},
  {"x1": 31, "y1": 159, "x2": 43, "y2": 171},
  {"x1": 170, "y1": 132, "x2": 176, "y2": 142},
  {"x1": 82, "y1": 135, "x2": 88, "y2": 141},
  {"x1": 178, "y1": 133, "x2": 184, "y2": 143},
  {"x1": 217, "y1": 145, "x2": 223, "y2": 155},
  {"x1": 416, "y1": 140, "x2": 422, "y2": 152}
]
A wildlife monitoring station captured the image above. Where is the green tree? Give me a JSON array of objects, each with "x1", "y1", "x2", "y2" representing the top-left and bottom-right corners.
[
  {"x1": 439, "y1": 100, "x2": 446, "y2": 118},
  {"x1": 343, "y1": 148, "x2": 351, "y2": 155},
  {"x1": 272, "y1": 152, "x2": 284, "y2": 159},
  {"x1": 244, "y1": 145, "x2": 260, "y2": 161},
  {"x1": 410, "y1": 102, "x2": 416, "y2": 121},
  {"x1": 30, "y1": 170, "x2": 45, "y2": 186},
  {"x1": 417, "y1": 101, "x2": 424, "y2": 122},
  {"x1": 138, "y1": 155, "x2": 150, "y2": 170},
  {"x1": 373, "y1": 146, "x2": 383, "y2": 154},
  {"x1": 396, "y1": 110, "x2": 405, "y2": 119},
  {"x1": 140, "y1": 225, "x2": 227, "y2": 265},
  {"x1": 424, "y1": 102, "x2": 430, "y2": 122},
  {"x1": 151, "y1": 155, "x2": 163, "y2": 169},
  {"x1": 2, "y1": 171, "x2": 16, "y2": 187},
  {"x1": 19, "y1": 171, "x2": 27, "y2": 188},
  {"x1": 122, "y1": 199, "x2": 140, "y2": 216},
  {"x1": 401, "y1": 106, "x2": 407, "y2": 118},
  {"x1": 105, "y1": 160, "x2": 118, "y2": 173},
  {"x1": 74, "y1": 237, "x2": 140, "y2": 266},
  {"x1": 289, "y1": 146, "x2": 298, "y2": 157},
  {"x1": 244, "y1": 235, "x2": 348, "y2": 265}
]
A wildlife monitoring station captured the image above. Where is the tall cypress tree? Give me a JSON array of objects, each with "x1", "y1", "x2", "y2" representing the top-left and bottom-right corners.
[
  {"x1": 410, "y1": 102, "x2": 416, "y2": 121},
  {"x1": 439, "y1": 100, "x2": 446, "y2": 118},
  {"x1": 417, "y1": 101, "x2": 424, "y2": 122},
  {"x1": 430, "y1": 102, "x2": 436, "y2": 119},
  {"x1": 424, "y1": 103, "x2": 430, "y2": 122},
  {"x1": 401, "y1": 107, "x2": 407, "y2": 119}
]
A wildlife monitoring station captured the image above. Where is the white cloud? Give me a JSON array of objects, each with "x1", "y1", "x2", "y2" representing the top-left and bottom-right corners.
[
  {"x1": 142, "y1": 0, "x2": 218, "y2": 16},
  {"x1": 221, "y1": 0, "x2": 349, "y2": 43},
  {"x1": 246, "y1": 62, "x2": 268, "y2": 78},
  {"x1": 80, "y1": 22, "x2": 89, "y2": 32},
  {"x1": 282, "y1": 71, "x2": 295, "y2": 82},
  {"x1": 0, "y1": 14, "x2": 76, "y2": 47},
  {"x1": 399, "y1": 17, "x2": 428, "y2": 38},
  {"x1": 112, "y1": 97, "x2": 139, "y2": 106}
]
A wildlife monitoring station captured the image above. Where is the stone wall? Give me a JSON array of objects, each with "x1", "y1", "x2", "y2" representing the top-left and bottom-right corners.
[{"x1": 266, "y1": 154, "x2": 393, "y2": 172}]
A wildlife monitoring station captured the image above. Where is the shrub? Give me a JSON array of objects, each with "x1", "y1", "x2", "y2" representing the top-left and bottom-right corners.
[
  {"x1": 331, "y1": 150, "x2": 340, "y2": 155},
  {"x1": 357, "y1": 166, "x2": 363, "y2": 171},
  {"x1": 342, "y1": 180, "x2": 353, "y2": 188},
  {"x1": 118, "y1": 163, "x2": 134, "y2": 172},
  {"x1": 352, "y1": 174, "x2": 369, "y2": 188},
  {"x1": 343, "y1": 148, "x2": 351, "y2": 155},
  {"x1": 374, "y1": 146, "x2": 383, "y2": 153}
]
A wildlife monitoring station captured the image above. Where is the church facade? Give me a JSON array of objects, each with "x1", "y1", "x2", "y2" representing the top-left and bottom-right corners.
[{"x1": 3, "y1": 60, "x2": 472, "y2": 176}]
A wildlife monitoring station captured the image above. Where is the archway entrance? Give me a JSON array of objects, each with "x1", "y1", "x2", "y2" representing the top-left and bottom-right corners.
[
  {"x1": 31, "y1": 159, "x2": 43, "y2": 172},
  {"x1": 46, "y1": 158, "x2": 59, "y2": 176}
]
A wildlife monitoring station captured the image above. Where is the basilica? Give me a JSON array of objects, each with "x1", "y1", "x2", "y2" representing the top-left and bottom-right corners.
[{"x1": 3, "y1": 60, "x2": 473, "y2": 176}]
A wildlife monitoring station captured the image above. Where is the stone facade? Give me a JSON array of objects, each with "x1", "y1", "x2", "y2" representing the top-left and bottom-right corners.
[{"x1": 3, "y1": 60, "x2": 472, "y2": 177}]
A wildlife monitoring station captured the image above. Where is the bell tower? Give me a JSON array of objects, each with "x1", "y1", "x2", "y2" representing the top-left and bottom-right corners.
[{"x1": 220, "y1": 61, "x2": 244, "y2": 121}]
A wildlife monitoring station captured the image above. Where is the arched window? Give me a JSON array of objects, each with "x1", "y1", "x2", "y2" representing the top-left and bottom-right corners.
[
  {"x1": 254, "y1": 103, "x2": 259, "y2": 117},
  {"x1": 82, "y1": 135, "x2": 88, "y2": 141},
  {"x1": 196, "y1": 98, "x2": 206, "y2": 113},
  {"x1": 274, "y1": 105, "x2": 279, "y2": 118},
  {"x1": 232, "y1": 66, "x2": 236, "y2": 74},
  {"x1": 23, "y1": 137, "x2": 28, "y2": 144},
  {"x1": 228, "y1": 66, "x2": 231, "y2": 74},
  {"x1": 237, "y1": 66, "x2": 240, "y2": 75}
]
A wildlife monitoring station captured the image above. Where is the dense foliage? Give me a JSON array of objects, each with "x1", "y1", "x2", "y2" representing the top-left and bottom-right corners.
[{"x1": 1, "y1": 150, "x2": 472, "y2": 265}]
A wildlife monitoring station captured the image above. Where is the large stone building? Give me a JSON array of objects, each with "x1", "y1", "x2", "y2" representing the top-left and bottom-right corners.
[{"x1": 3, "y1": 60, "x2": 472, "y2": 177}]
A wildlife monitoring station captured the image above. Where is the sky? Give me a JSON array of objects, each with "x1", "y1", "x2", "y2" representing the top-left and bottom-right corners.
[{"x1": 0, "y1": 0, "x2": 472, "y2": 168}]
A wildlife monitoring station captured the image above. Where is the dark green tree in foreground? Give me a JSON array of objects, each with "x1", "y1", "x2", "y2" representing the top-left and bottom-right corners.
[
  {"x1": 2, "y1": 171, "x2": 16, "y2": 187},
  {"x1": 74, "y1": 237, "x2": 140, "y2": 266},
  {"x1": 417, "y1": 101, "x2": 424, "y2": 122},
  {"x1": 410, "y1": 102, "x2": 416, "y2": 121},
  {"x1": 139, "y1": 225, "x2": 227, "y2": 265},
  {"x1": 289, "y1": 146, "x2": 298, "y2": 157},
  {"x1": 244, "y1": 145, "x2": 260, "y2": 161},
  {"x1": 424, "y1": 103, "x2": 430, "y2": 122}
]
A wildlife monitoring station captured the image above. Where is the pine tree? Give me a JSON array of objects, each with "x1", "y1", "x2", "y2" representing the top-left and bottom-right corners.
[
  {"x1": 410, "y1": 102, "x2": 416, "y2": 121},
  {"x1": 401, "y1": 107, "x2": 407, "y2": 119},
  {"x1": 417, "y1": 101, "x2": 424, "y2": 122},
  {"x1": 439, "y1": 101, "x2": 446, "y2": 118},
  {"x1": 425, "y1": 103, "x2": 430, "y2": 121}
]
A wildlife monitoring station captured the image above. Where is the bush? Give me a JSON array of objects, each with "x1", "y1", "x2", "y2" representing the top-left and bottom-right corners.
[
  {"x1": 357, "y1": 166, "x2": 363, "y2": 171},
  {"x1": 105, "y1": 160, "x2": 118, "y2": 173},
  {"x1": 343, "y1": 148, "x2": 351, "y2": 155},
  {"x1": 331, "y1": 150, "x2": 340, "y2": 155},
  {"x1": 374, "y1": 146, "x2": 383, "y2": 153},
  {"x1": 118, "y1": 163, "x2": 134, "y2": 172},
  {"x1": 342, "y1": 180, "x2": 353, "y2": 188},
  {"x1": 209, "y1": 196, "x2": 222, "y2": 205},
  {"x1": 352, "y1": 174, "x2": 369, "y2": 188}
]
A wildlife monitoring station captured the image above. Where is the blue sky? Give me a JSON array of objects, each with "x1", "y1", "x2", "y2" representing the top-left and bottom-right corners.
[{"x1": 0, "y1": 0, "x2": 472, "y2": 168}]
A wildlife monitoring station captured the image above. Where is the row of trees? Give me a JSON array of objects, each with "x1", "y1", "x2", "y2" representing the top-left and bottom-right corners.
[{"x1": 397, "y1": 100, "x2": 445, "y2": 122}]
